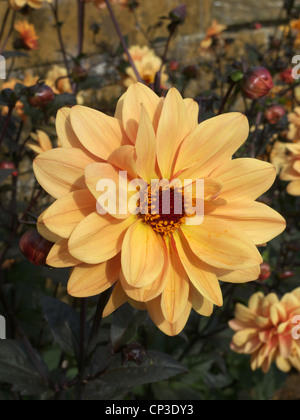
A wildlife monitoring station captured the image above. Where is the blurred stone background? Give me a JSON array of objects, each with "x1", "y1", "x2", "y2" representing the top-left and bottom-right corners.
[{"x1": 0, "y1": 0, "x2": 294, "y2": 71}]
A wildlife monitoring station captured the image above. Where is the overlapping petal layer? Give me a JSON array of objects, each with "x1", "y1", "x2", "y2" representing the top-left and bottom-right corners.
[{"x1": 33, "y1": 82, "x2": 286, "y2": 336}]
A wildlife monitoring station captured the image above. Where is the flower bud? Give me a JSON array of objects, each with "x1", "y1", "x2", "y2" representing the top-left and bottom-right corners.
[
  {"x1": 265, "y1": 105, "x2": 286, "y2": 124},
  {"x1": 279, "y1": 270, "x2": 294, "y2": 279},
  {"x1": 182, "y1": 65, "x2": 198, "y2": 79},
  {"x1": 241, "y1": 67, "x2": 274, "y2": 100},
  {"x1": 19, "y1": 229, "x2": 53, "y2": 266},
  {"x1": 258, "y1": 262, "x2": 271, "y2": 282},
  {"x1": 0, "y1": 162, "x2": 18, "y2": 177},
  {"x1": 280, "y1": 68, "x2": 294, "y2": 84},
  {"x1": 169, "y1": 60, "x2": 179, "y2": 72},
  {"x1": 169, "y1": 5, "x2": 187, "y2": 24},
  {"x1": 72, "y1": 65, "x2": 89, "y2": 83},
  {"x1": 28, "y1": 84, "x2": 55, "y2": 108},
  {"x1": 121, "y1": 342, "x2": 147, "y2": 365}
]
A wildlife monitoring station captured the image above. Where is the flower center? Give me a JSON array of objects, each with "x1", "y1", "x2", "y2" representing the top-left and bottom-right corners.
[{"x1": 138, "y1": 184, "x2": 189, "y2": 236}]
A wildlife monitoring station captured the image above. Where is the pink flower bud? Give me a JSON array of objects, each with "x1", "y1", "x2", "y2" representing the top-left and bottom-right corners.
[
  {"x1": 280, "y1": 68, "x2": 294, "y2": 84},
  {"x1": 265, "y1": 105, "x2": 286, "y2": 124},
  {"x1": 241, "y1": 67, "x2": 274, "y2": 100},
  {"x1": 258, "y1": 262, "x2": 271, "y2": 282},
  {"x1": 0, "y1": 162, "x2": 18, "y2": 177}
]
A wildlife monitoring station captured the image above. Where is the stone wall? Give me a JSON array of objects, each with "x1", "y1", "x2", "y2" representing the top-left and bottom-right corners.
[{"x1": 0, "y1": 0, "x2": 297, "y2": 72}]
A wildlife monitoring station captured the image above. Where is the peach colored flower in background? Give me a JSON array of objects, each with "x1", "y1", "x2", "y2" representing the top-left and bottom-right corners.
[
  {"x1": 45, "y1": 65, "x2": 72, "y2": 95},
  {"x1": 200, "y1": 19, "x2": 227, "y2": 49},
  {"x1": 287, "y1": 107, "x2": 300, "y2": 141},
  {"x1": 1, "y1": 72, "x2": 39, "y2": 121},
  {"x1": 27, "y1": 131, "x2": 53, "y2": 155},
  {"x1": 14, "y1": 20, "x2": 39, "y2": 50},
  {"x1": 271, "y1": 141, "x2": 300, "y2": 196},
  {"x1": 9, "y1": 0, "x2": 50, "y2": 10},
  {"x1": 33, "y1": 83, "x2": 285, "y2": 336},
  {"x1": 124, "y1": 45, "x2": 169, "y2": 87},
  {"x1": 229, "y1": 289, "x2": 300, "y2": 373}
]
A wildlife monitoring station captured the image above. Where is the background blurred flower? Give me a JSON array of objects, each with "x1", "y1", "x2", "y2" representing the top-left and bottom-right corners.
[
  {"x1": 287, "y1": 107, "x2": 300, "y2": 141},
  {"x1": 14, "y1": 20, "x2": 39, "y2": 50},
  {"x1": 45, "y1": 65, "x2": 72, "y2": 94},
  {"x1": 1, "y1": 72, "x2": 39, "y2": 121},
  {"x1": 124, "y1": 45, "x2": 168, "y2": 87},
  {"x1": 27, "y1": 130, "x2": 53, "y2": 155},
  {"x1": 229, "y1": 289, "x2": 300, "y2": 373},
  {"x1": 271, "y1": 141, "x2": 300, "y2": 196},
  {"x1": 9, "y1": 0, "x2": 49, "y2": 10},
  {"x1": 200, "y1": 19, "x2": 227, "y2": 49}
]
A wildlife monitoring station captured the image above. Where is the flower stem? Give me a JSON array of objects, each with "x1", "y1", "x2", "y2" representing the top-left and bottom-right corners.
[
  {"x1": 77, "y1": 0, "x2": 85, "y2": 57},
  {"x1": 104, "y1": 0, "x2": 143, "y2": 83},
  {"x1": 50, "y1": 1, "x2": 72, "y2": 80},
  {"x1": 0, "y1": 6, "x2": 10, "y2": 46},
  {"x1": 217, "y1": 81, "x2": 236, "y2": 115}
]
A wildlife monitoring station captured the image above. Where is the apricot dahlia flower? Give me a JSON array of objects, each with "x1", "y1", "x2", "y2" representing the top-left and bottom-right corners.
[
  {"x1": 33, "y1": 83, "x2": 285, "y2": 336},
  {"x1": 124, "y1": 45, "x2": 169, "y2": 88},
  {"x1": 27, "y1": 131, "x2": 53, "y2": 155},
  {"x1": 9, "y1": 0, "x2": 49, "y2": 10},
  {"x1": 14, "y1": 20, "x2": 39, "y2": 50},
  {"x1": 287, "y1": 107, "x2": 300, "y2": 141},
  {"x1": 271, "y1": 141, "x2": 300, "y2": 196},
  {"x1": 229, "y1": 290, "x2": 300, "y2": 373}
]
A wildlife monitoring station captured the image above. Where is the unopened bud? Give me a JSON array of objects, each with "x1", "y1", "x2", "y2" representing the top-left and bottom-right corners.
[
  {"x1": 241, "y1": 67, "x2": 274, "y2": 100},
  {"x1": 0, "y1": 162, "x2": 18, "y2": 177},
  {"x1": 28, "y1": 84, "x2": 55, "y2": 108},
  {"x1": 259, "y1": 262, "x2": 271, "y2": 282},
  {"x1": 19, "y1": 229, "x2": 53, "y2": 266},
  {"x1": 265, "y1": 105, "x2": 286, "y2": 124},
  {"x1": 280, "y1": 68, "x2": 294, "y2": 84}
]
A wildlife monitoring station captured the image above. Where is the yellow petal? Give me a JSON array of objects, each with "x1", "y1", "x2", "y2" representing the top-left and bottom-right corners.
[
  {"x1": 68, "y1": 212, "x2": 136, "y2": 264},
  {"x1": 206, "y1": 200, "x2": 286, "y2": 245},
  {"x1": 70, "y1": 105, "x2": 123, "y2": 160},
  {"x1": 156, "y1": 88, "x2": 188, "y2": 179},
  {"x1": 135, "y1": 105, "x2": 158, "y2": 183},
  {"x1": 121, "y1": 219, "x2": 166, "y2": 288},
  {"x1": 33, "y1": 148, "x2": 96, "y2": 199},
  {"x1": 56, "y1": 107, "x2": 82, "y2": 149},
  {"x1": 68, "y1": 254, "x2": 120, "y2": 298},
  {"x1": 85, "y1": 162, "x2": 130, "y2": 219},
  {"x1": 102, "y1": 282, "x2": 127, "y2": 318},
  {"x1": 183, "y1": 98, "x2": 199, "y2": 133},
  {"x1": 122, "y1": 82, "x2": 161, "y2": 143},
  {"x1": 160, "y1": 239, "x2": 190, "y2": 324},
  {"x1": 217, "y1": 265, "x2": 261, "y2": 283},
  {"x1": 108, "y1": 145, "x2": 137, "y2": 180},
  {"x1": 147, "y1": 296, "x2": 192, "y2": 336},
  {"x1": 46, "y1": 239, "x2": 81, "y2": 268},
  {"x1": 210, "y1": 158, "x2": 276, "y2": 201},
  {"x1": 174, "y1": 113, "x2": 249, "y2": 178},
  {"x1": 173, "y1": 231, "x2": 223, "y2": 306},
  {"x1": 190, "y1": 284, "x2": 214, "y2": 316},
  {"x1": 180, "y1": 217, "x2": 263, "y2": 270},
  {"x1": 37, "y1": 210, "x2": 62, "y2": 243},
  {"x1": 287, "y1": 180, "x2": 300, "y2": 196},
  {"x1": 42, "y1": 190, "x2": 96, "y2": 239},
  {"x1": 119, "y1": 266, "x2": 167, "y2": 302}
]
